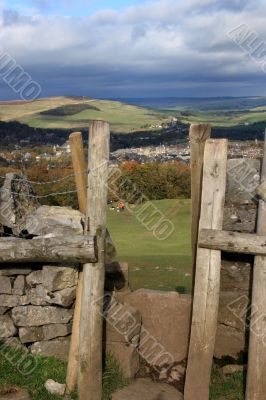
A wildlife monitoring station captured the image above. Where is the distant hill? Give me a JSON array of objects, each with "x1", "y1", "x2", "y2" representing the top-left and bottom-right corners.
[
  {"x1": 0, "y1": 95, "x2": 265, "y2": 143},
  {"x1": 117, "y1": 96, "x2": 266, "y2": 111},
  {"x1": 0, "y1": 96, "x2": 170, "y2": 134}
]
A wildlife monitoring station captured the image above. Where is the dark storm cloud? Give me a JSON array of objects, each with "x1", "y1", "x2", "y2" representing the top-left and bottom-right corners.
[{"x1": 0, "y1": 0, "x2": 266, "y2": 98}]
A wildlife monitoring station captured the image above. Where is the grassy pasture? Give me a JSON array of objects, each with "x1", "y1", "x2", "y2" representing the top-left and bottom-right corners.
[
  {"x1": 175, "y1": 107, "x2": 266, "y2": 127},
  {"x1": 0, "y1": 96, "x2": 169, "y2": 133},
  {"x1": 1, "y1": 96, "x2": 266, "y2": 134},
  {"x1": 108, "y1": 198, "x2": 192, "y2": 293}
]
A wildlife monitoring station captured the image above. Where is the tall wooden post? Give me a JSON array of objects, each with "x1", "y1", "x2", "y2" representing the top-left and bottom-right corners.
[
  {"x1": 78, "y1": 121, "x2": 110, "y2": 400},
  {"x1": 184, "y1": 139, "x2": 228, "y2": 400},
  {"x1": 246, "y1": 131, "x2": 266, "y2": 400},
  {"x1": 66, "y1": 132, "x2": 87, "y2": 394},
  {"x1": 190, "y1": 124, "x2": 211, "y2": 291}
]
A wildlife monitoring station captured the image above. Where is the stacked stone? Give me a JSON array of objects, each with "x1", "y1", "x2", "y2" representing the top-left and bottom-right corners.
[
  {"x1": 0, "y1": 265, "x2": 76, "y2": 359},
  {"x1": 215, "y1": 158, "x2": 261, "y2": 360},
  {"x1": 0, "y1": 162, "x2": 261, "y2": 385}
]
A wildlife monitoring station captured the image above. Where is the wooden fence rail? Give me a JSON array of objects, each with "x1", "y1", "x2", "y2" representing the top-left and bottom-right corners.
[
  {"x1": 199, "y1": 229, "x2": 266, "y2": 256},
  {"x1": 0, "y1": 235, "x2": 96, "y2": 263}
]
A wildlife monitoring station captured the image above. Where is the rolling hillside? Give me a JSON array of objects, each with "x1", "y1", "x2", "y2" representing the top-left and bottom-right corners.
[
  {"x1": 1, "y1": 96, "x2": 266, "y2": 141},
  {"x1": 0, "y1": 96, "x2": 171, "y2": 133}
]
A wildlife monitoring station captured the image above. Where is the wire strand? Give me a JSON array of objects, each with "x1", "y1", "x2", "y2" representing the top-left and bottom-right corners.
[
  {"x1": 0, "y1": 188, "x2": 77, "y2": 199},
  {"x1": 0, "y1": 169, "x2": 89, "y2": 186}
]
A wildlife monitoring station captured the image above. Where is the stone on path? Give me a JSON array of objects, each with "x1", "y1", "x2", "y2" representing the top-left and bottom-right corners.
[
  {"x1": 44, "y1": 379, "x2": 66, "y2": 396},
  {"x1": 111, "y1": 378, "x2": 183, "y2": 400}
]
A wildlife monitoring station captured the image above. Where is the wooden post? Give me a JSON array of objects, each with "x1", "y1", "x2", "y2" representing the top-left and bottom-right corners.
[
  {"x1": 246, "y1": 132, "x2": 266, "y2": 400},
  {"x1": 69, "y1": 132, "x2": 87, "y2": 215},
  {"x1": 65, "y1": 133, "x2": 87, "y2": 394},
  {"x1": 184, "y1": 139, "x2": 228, "y2": 400},
  {"x1": 78, "y1": 121, "x2": 110, "y2": 400},
  {"x1": 190, "y1": 124, "x2": 211, "y2": 291},
  {"x1": 66, "y1": 130, "x2": 116, "y2": 395}
]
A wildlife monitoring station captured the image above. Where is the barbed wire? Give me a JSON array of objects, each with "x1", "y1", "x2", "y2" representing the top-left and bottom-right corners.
[
  {"x1": 0, "y1": 187, "x2": 78, "y2": 199},
  {"x1": 0, "y1": 169, "x2": 89, "y2": 186}
]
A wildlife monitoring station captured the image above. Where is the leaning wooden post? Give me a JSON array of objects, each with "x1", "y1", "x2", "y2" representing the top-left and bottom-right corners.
[
  {"x1": 184, "y1": 139, "x2": 228, "y2": 400},
  {"x1": 246, "y1": 131, "x2": 266, "y2": 400},
  {"x1": 78, "y1": 121, "x2": 110, "y2": 400},
  {"x1": 66, "y1": 132, "x2": 87, "y2": 394},
  {"x1": 69, "y1": 132, "x2": 87, "y2": 215},
  {"x1": 190, "y1": 124, "x2": 211, "y2": 291}
]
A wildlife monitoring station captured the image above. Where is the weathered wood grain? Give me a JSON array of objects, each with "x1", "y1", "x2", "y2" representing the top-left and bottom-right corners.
[
  {"x1": 184, "y1": 139, "x2": 228, "y2": 400},
  {"x1": 0, "y1": 235, "x2": 96, "y2": 263},
  {"x1": 199, "y1": 229, "x2": 266, "y2": 256},
  {"x1": 66, "y1": 132, "x2": 87, "y2": 395},
  {"x1": 189, "y1": 124, "x2": 212, "y2": 289},
  {"x1": 246, "y1": 132, "x2": 266, "y2": 400},
  {"x1": 69, "y1": 131, "x2": 87, "y2": 215},
  {"x1": 78, "y1": 121, "x2": 110, "y2": 400}
]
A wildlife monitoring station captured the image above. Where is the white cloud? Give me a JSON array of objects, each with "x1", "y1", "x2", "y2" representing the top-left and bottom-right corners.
[{"x1": 0, "y1": 0, "x2": 266, "y2": 96}]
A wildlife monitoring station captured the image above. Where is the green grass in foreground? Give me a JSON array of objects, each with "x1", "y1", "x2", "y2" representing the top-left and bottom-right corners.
[
  {"x1": 210, "y1": 367, "x2": 245, "y2": 400},
  {"x1": 107, "y1": 198, "x2": 192, "y2": 293},
  {"x1": 0, "y1": 342, "x2": 245, "y2": 400},
  {"x1": 0, "y1": 344, "x2": 126, "y2": 400}
]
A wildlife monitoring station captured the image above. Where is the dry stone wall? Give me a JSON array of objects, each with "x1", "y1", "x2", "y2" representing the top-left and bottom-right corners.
[
  {"x1": 0, "y1": 265, "x2": 76, "y2": 357},
  {"x1": 215, "y1": 158, "x2": 260, "y2": 360}
]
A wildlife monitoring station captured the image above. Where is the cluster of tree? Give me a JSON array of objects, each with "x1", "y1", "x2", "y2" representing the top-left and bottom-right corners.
[
  {"x1": 0, "y1": 160, "x2": 191, "y2": 210},
  {"x1": 109, "y1": 161, "x2": 191, "y2": 203},
  {"x1": 0, "y1": 121, "x2": 72, "y2": 148}
]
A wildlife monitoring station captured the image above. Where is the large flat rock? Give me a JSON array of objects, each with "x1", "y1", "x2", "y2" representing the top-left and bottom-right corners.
[
  {"x1": 123, "y1": 289, "x2": 191, "y2": 365},
  {"x1": 112, "y1": 378, "x2": 183, "y2": 400}
]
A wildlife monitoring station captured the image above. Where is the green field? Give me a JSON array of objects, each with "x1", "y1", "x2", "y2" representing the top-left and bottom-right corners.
[
  {"x1": 108, "y1": 198, "x2": 192, "y2": 293},
  {"x1": 0, "y1": 96, "x2": 170, "y2": 133},
  {"x1": 173, "y1": 107, "x2": 266, "y2": 127},
  {"x1": 2, "y1": 96, "x2": 266, "y2": 134}
]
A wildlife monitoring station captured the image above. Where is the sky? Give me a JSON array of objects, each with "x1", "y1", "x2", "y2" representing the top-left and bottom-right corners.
[{"x1": 0, "y1": 0, "x2": 266, "y2": 99}]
